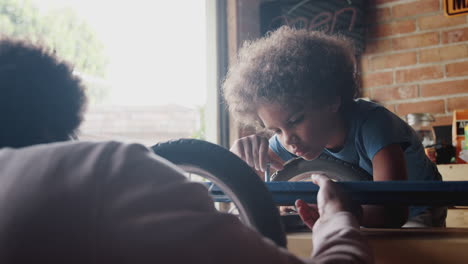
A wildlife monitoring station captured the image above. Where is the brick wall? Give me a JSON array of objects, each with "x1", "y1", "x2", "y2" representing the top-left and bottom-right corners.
[{"x1": 362, "y1": 0, "x2": 468, "y2": 126}]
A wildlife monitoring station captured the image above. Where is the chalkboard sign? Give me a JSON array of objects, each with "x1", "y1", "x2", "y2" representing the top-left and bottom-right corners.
[{"x1": 260, "y1": 0, "x2": 367, "y2": 54}]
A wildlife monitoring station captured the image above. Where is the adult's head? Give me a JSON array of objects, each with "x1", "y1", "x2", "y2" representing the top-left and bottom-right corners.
[{"x1": 0, "y1": 38, "x2": 87, "y2": 148}]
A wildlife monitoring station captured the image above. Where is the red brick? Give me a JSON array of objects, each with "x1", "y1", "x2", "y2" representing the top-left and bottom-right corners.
[
  {"x1": 383, "y1": 104, "x2": 397, "y2": 113},
  {"x1": 396, "y1": 100, "x2": 445, "y2": 116},
  {"x1": 374, "y1": 7, "x2": 392, "y2": 22},
  {"x1": 361, "y1": 88, "x2": 371, "y2": 98},
  {"x1": 371, "y1": 52, "x2": 417, "y2": 70},
  {"x1": 362, "y1": 71, "x2": 394, "y2": 88},
  {"x1": 392, "y1": 0, "x2": 439, "y2": 19},
  {"x1": 371, "y1": 85, "x2": 418, "y2": 101},
  {"x1": 446, "y1": 61, "x2": 468, "y2": 77},
  {"x1": 376, "y1": 103, "x2": 397, "y2": 113},
  {"x1": 365, "y1": 39, "x2": 392, "y2": 53},
  {"x1": 418, "y1": 14, "x2": 466, "y2": 30},
  {"x1": 421, "y1": 79, "x2": 468, "y2": 97},
  {"x1": 360, "y1": 56, "x2": 371, "y2": 73},
  {"x1": 396, "y1": 66, "x2": 444, "y2": 83},
  {"x1": 419, "y1": 44, "x2": 468, "y2": 63},
  {"x1": 442, "y1": 28, "x2": 468, "y2": 44},
  {"x1": 374, "y1": 0, "x2": 402, "y2": 5},
  {"x1": 392, "y1": 32, "x2": 439, "y2": 50},
  {"x1": 448, "y1": 96, "x2": 468, "y2": 112},
  {"x1": 369, "y1": 20, "x2": 416, "y2": 38}
]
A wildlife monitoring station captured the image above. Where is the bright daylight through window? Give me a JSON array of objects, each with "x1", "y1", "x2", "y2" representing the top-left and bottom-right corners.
[{"x1": 0, "y1": 0, "x2": 212, "y2": 146}]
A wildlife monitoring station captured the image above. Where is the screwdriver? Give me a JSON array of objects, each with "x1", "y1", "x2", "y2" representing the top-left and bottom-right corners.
[{"x1": 264, "y1": 162, "x2": 271, "y2": 182}]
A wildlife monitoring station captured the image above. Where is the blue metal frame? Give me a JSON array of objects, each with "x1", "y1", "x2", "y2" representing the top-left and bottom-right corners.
[{"x1": 206, "y1": 181, "x2": 468, "y2": 206}]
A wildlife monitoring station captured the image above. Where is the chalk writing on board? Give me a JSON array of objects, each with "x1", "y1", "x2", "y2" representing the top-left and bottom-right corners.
[
  {"x1": 268, "y1": 7, "x2": 357, "y2": 34},
  {"x1": 260, "y1": 0, "x2": 366, "y2": 53}
]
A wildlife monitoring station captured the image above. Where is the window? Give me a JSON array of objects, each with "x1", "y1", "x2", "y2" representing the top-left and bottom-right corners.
[{"x1": 1, "y1": 0, "x2": 218, "y2": 146}]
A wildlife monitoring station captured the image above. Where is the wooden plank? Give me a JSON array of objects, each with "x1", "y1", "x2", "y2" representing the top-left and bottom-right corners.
[
  {"x1": 288, "y1": 228, "x2": 468, "y2": 263},
  {"x1": 447, "y1": 207, "x2": 468, "y2": 228},
  {"x1": 438, "y1": 164, "x2": 468, "y2": 181}
]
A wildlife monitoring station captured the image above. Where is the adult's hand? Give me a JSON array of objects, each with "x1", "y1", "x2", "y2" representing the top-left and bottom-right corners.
[{"x1": 296, "y1": 174, "x2": 362, "y2": 229}]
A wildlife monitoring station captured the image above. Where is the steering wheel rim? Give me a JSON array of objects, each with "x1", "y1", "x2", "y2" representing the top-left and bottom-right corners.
[
  {"x1": 271, "y1": 153, "x2": 373, "y2": 182},
  {"x1": 151, "y1": 139, "x2": 287, "y2": 247}
]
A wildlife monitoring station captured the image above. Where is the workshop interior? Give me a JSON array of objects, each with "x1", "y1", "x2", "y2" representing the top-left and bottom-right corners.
[{"x1": 1, "y1": 0, "x2": 468, "y2": 263}]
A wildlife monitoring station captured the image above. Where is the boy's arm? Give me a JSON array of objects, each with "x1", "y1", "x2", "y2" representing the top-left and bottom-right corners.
[
  {"x1": 230, "y1": 134, "x2": 285, "y2": 173},
  {"x1": 361, "y1": 143, "x2": 409, "y2": 228}
]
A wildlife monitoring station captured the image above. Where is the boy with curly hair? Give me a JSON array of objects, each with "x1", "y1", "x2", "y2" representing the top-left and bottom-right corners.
[
  {"x1": 223, "y1": 26, "x2": 445, "y2": 228},
  {"x1": 0, "y1": 38, "x2": 87, "y2": 148}
]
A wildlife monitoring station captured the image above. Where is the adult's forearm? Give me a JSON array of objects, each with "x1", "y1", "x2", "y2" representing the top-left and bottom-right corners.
[{"x1": 310, "y1": 212, "x2": 373, "y2": 264}]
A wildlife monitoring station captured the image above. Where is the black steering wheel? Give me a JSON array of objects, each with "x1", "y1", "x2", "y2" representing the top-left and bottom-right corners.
[{"x1": 272, "y1": 153, "x2": 373, "y2": 182}]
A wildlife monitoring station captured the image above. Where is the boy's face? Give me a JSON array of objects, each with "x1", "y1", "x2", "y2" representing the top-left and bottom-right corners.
[{"x1": 257, "y1": 102, "x2": 338, "y2": 160}]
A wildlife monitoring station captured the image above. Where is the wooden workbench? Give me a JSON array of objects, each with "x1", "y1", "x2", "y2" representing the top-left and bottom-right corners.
[
  {"x1": 439, "y1": 164, "x2": 468, "y2": 228},
  {"x1": 438, "y1": 164, "x2": 468, "y2": 182},
  {"x1": 287, "y1": 164, "x2": 468, "y2": 263},
  {"x1": 288, "y1": 228, "x2": 468, "y2": 264}
]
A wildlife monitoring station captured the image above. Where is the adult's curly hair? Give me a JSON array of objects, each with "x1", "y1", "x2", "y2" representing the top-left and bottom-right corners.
[
  {"x1": 0, "y1": 38, "x2": 87, "y2": 148},
  {"x1": 222, "y1": 26, "x2": 358, "y2": 127}
]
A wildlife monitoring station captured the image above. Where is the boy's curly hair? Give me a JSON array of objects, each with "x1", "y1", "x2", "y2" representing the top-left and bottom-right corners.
[
  {"x1": 222, "y1": 26, "x2": 358, "y2": 127},
  {"x1": 0, "y1": 38, "x2": 87, "y2": 148}
]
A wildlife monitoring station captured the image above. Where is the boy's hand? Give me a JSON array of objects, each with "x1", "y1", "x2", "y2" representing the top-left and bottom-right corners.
[
  {"x1": 230, "y1": 134, "x2": 284, "y2": 172},
  {"x1": 296, "y1": 174, "x2": 362, "y2": 229}
]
